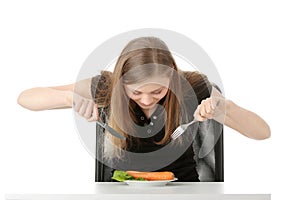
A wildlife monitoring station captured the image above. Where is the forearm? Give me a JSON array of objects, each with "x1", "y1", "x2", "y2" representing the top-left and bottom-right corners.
[
  {"x1": 224, "y1": 100, "x2": 271, "y2": 140},
  {"x1": 18, "y1": 87, "x2": 72, "y2": 111},
  {"x1": 73, "y1": 78, "x2": 92, "y2": 99},
  {"x1": 17, "y1": 78, "x2": 93, "y2": 111}
]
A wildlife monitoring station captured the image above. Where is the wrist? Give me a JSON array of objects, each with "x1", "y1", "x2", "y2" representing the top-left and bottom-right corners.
[
  {"x1": 225, "y1": 100, "x2": 233, "y2": 114},
  {"x1": 65, "y1": 91, "x2": 73, "y2": 107},
  {"x1": 223, "y1": 99, "x2": 235, "y2": 124}
]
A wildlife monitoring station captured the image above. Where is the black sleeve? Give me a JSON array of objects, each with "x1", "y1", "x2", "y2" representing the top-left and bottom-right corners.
[
  {"x1": 183, "y1": 71, "x2": 212, "y2": 104},
  {"x1": 90, "y1": 71, "x2": 112, "y2": 106},
  {"x1": 192, "y1": 75, "x2": 212, "y2": 104}
]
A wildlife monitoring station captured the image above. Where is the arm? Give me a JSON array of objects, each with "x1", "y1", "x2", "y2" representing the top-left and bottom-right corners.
[
  {"x1": 224, "y1": 100, "x2": 271, "y2": 140},
  {"x1": 17, "y1": 78, "x2": 99, "y2": 121},
  {"x1": 17, "y1": 84, "x2": 74, "y2": 111},
  {"x1": 194, "y1": 87, "x2": 271, "y2": 140}
]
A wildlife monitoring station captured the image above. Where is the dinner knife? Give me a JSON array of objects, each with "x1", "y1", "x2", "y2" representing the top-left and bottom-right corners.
[{"x1": 96, "y1": 121, "x2": 126, "y2": 140}]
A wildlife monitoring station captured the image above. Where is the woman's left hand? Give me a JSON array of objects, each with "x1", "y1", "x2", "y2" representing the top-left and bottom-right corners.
[
  {"x1": 193, "y1": 86, "x2": 226, "y2": 123},
  {"x1": 193, "y1": 97, "x2": 215, "y2": 121},
  {"x1": 193, "y1": 87, "x2": 271, "y2": 139}
]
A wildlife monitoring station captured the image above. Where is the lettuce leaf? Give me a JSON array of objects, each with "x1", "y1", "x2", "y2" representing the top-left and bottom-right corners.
[{"x1": 112, "y1": 170, "x2": 145, "y2": 182}]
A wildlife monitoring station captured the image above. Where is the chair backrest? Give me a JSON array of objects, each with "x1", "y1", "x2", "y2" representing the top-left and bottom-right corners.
[
  {"x1": 193, "y1": 119, "x2": 224, "y2": 182},
  {"x1": 215, "y1": 128, "x2": 224, "y2": 181},
  {"x1": 95, "y1": 107, "x2": 115, "y2": 182}
]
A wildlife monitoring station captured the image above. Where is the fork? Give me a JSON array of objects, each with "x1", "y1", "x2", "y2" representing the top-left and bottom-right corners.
[{"x1": 171, "y1": 119, "x2": 198, "y2": 140}]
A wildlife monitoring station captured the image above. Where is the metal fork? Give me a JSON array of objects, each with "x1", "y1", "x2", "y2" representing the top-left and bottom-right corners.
[{"x1": 171, "y1": 119, "x2": 198, "y2": 140}]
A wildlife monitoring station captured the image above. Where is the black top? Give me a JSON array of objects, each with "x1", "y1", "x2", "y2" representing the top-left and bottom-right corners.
[{"x1": 126, "y1": 99, "x2": 199, "y2": 181}]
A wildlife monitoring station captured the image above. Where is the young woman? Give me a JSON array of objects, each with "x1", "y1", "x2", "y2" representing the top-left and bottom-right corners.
[{"x1": 18, "y1": 37, "x2": 270, "y2": 181}]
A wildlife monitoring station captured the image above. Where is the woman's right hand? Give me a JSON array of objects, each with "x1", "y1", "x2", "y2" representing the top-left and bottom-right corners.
[{"x1": 72, "y1": 92, "x2": 99, "y2": 122}]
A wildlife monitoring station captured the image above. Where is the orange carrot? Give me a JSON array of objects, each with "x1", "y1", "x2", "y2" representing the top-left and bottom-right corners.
[{"x1": 126, "y1": 171, "x2": 174, "y2": 181}]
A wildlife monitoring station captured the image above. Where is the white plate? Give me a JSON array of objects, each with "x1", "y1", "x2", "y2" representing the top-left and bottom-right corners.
[{"x1": 124, "y1": 178, "x2": 177, "y2": 187}]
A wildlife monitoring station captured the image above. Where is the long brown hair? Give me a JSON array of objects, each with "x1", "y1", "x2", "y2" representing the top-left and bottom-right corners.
[
  {"x1": 91, "y1": 37, "x2": 212, "y2": 160},
  {"x1": 95, "y1": 37, "x2": 184, "y2": 158}
]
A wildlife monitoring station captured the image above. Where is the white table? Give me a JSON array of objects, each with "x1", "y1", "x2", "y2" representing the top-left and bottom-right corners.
[{"x1": 5, "y1": 182, "x2": 271, "y2": 200}]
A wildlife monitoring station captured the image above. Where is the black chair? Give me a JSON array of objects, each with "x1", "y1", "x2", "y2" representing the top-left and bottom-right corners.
[
  {"x1": 215, "y1": 129, "x2": 224, "y2": 181},
  {"x1": 192, "y1": 119, "x2": 224, "y2": 182},
  {"x1": 95, "y1": 107, "x2": 115, "y2": 182},
  {"x1": 95, "y1": 107, "x2": 224, "y2": 182}
]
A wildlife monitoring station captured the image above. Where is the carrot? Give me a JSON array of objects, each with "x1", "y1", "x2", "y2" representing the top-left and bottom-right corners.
[{"x1": 126, "y1": 171, "x2": 174, "y2": 181}]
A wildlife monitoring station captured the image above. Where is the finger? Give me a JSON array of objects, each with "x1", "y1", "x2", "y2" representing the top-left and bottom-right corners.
[
  {"x1": 193, "y1": 105, "x2": 201, "y2": 119},
  {"x1": 78, "y1": 100, "x2": 88, "y2": 116},
  {"x1": 87, "y1": 105, "x2": 98, "y2": 122},
  {"x1": 83, "y1": 101, "x2": 94, "y2": 119},
  {"x1": 194, "y1": 104, "x2": 207, "y2": 121},
  {"x1": 204, "y1": 113, "x2": 213, "y2": 119},
  {"x1": 87, "y1": 104, "x2": 99, "y2": 122},
  {"x1": 196, "y1": 114, "x2": 207, "y2": 121},
  {"x1": 198, "y1": 115, "x2": 207, "y2": 121},
  {"x1": 200, "y1": 103, "x2": 207, "y2": 118},
  {"x1": 204, "y1": 99, "x2": 213, "y2": 114},
  {"x1": 210, "y1": 98, "x2": 216, "y2": 111},
  {"x1": 74, "y1": 99, "x2": 83, "y2": 112}
]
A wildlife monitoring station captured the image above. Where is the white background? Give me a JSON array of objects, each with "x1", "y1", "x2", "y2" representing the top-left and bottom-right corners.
[{"x1": 1, "y1": 0, "x2": 299, "y2": 199}]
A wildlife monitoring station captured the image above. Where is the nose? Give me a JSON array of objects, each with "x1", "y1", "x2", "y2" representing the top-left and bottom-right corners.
[{"x1": 140, "y1": 94, "x2": 153, "y2": 106}]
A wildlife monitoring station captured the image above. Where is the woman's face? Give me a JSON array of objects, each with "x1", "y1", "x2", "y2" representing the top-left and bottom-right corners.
[{"x1": 125, "y1": 78, "x2": 170, "y2": 111}]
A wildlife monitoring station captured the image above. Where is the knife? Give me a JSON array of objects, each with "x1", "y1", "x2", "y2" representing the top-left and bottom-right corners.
[{"x1": 96, "y1": 121, "x2": 126, "y2": 140}]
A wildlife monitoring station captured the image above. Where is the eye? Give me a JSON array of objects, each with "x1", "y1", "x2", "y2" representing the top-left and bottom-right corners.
[
  {"x1": 132, "y1": 91, "x2": 141, "y2": 95},
  {"x1": 151, "y1": 90, "x2": 162, "y2": 95}
]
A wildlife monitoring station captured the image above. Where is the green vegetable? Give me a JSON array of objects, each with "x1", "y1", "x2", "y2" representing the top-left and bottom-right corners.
[{"x1": 112, "y1": 170, "x2": 146, "y2": 182}]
